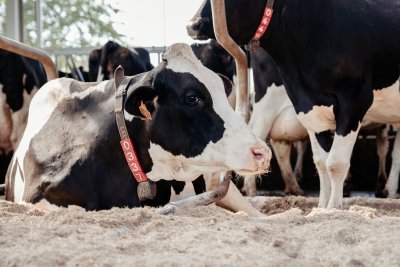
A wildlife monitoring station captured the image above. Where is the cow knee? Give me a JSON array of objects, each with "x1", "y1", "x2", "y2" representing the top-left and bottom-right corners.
[
  {"x1": 312, "y1": 154, "x2": 327, "y2": 172},
  {"x1": 326, "y1": 160, "x2": 349, "y2": 182}
]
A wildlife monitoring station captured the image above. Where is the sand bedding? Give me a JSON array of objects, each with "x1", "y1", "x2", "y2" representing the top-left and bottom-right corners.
[{"x1": 1, "y1": 196, "x2": 400, "y2": 267}]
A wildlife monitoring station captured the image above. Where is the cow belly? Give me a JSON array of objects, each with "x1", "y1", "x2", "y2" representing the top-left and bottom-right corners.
[
  {"x1": 297, "y1": 105, "x2": 336, "y2": 133},
  {"x1": 364, "y1": 80, "x2": 400, "y2": 127},
  {"x1": 269, "y1": 107, "x2": 308, "y2": 141}
]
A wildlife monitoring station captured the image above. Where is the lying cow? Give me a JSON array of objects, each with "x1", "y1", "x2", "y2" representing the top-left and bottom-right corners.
[
  {"x1": 5, "y1": 43, "x2": 271, "y2": 212},
  {"x1": 88, "y1": 40, "x2": 154, "y2": 82}
]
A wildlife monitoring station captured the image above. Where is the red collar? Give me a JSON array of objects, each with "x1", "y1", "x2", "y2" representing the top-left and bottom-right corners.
[
  {"x1": 246, "y1": 0, "x2": 275, "y2": 50},
  {"x1": 114, "y1": 66, "x2": 156, "y2": 201}
]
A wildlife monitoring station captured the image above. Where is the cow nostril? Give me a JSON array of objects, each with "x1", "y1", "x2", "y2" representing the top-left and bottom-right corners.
[
  {"x1": 253, "y1": 151, "x2": 264, "y2": 161},
  {"x1": 252, "y1": 148, "x2": 267, "y2": 161}
]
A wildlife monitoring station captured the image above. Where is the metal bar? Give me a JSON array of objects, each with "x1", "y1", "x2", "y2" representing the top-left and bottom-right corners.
[
  {"x1": 159, "y1": 171, "x2": 232, "y2": 215},
  {"x1": 0, "y1": 35, "x2": 57, "y2": 80},
  {"x1": 211, "y1": 0, "x2": 249, "y2": 122},
  {"x1": 35, "y1": 0, "x2": 43, "y2": 48}
]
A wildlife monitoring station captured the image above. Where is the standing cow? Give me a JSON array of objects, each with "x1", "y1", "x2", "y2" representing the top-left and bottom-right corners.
[
  {"x1": 0, "y1": 49, "x2": 47, "y2": 187},
  {"x1": 188, "y1": 0, "x2": 400, "y2": 208},
  {"x1": 5, "y1": 43, "x2": 271, "y2": 213}
]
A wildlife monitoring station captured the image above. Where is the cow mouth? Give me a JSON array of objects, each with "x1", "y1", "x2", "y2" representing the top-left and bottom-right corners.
[
  {"x1": 235, "y1": 168, "x2": 269, "y2": 176},
  {"x1": 189, "y1": 34, "x2": 210, "y2": 41}
]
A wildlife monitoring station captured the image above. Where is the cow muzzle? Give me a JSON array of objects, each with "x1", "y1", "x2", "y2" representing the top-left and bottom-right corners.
[
  {"x1": 186, "y1": 17, "x2": 211, "y2": 40},
  {"x1": 234, "y1": 143, "x2": 272, "y2": 176}
]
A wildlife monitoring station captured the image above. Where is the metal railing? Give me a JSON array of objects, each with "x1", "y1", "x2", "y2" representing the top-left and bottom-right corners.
[{"x1": 44, "y1": 46, "x2": 166, "y2": 71}]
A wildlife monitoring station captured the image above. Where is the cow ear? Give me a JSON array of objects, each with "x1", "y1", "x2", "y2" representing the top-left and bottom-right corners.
[
  {"x1": 125, "y1": 86, "x2": 158, "y2": 120},
  {"x1": 218, "y1": 74, "x2": 233, "y2": 97}
]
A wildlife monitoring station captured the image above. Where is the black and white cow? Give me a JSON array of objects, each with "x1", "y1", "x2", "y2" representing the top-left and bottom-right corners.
[
  {"x1": 0, "y1": 49, "x2": 47, "y2": 153},
  {"x1": 191, "y1": 42, "x2": 306, "y2": 196},
  {"x1": 88, "y1": 40, "x2": 154, "y2": 82},
  {"x1": 188, "y1": 0, "x2": 400, "y2": 208},
  {"x1": 0, "y1": 50, "x2": 46, "y2": 186},
  {"x1": 5, "y1": 43, "x2": 271, "y2": 211},
  {"x1": 245, "y1": 47, "x2": 307, "y2": 196}
]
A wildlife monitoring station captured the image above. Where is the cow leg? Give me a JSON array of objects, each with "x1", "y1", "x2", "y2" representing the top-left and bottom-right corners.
[
  {"x1": 383, "y1": 129, "x2": 400, "y2": 198},
  {"x1": 160, "y1": 172, "x2": 263, "y2": 216},
  {"x1": 375, "y1": 125, "x2": 389, "y2": 197},
  {"x1": 160, "y1": 171, "x2": 232, "y2": 215},
  {"x1": 242, "y1": 86, "x2": 283, "y2": 196},
  {"x1": 205, "y1": 172, "x2": 263, "y2": 216},
  {"x1": 0, "y1": 90, "x2": 13, "y2": 155},
  {"x1": 293, "y1": 140, "x2": 308, "y2": 182},
  {"x1": 308, "y1": 131, "x2": 331, "y2": 207},
  {"x1": 326, "y1": 128, "x2": 360, "y2": 209},
  {"x1": 242, "y1": 174, "x2": 258, "y2": 196},
  {"x1": 271, "y1": 140, "x2": 304, "y2": 195},
  {"x1": 216, "y1": 181, "x2": 264, "y2": 217}
]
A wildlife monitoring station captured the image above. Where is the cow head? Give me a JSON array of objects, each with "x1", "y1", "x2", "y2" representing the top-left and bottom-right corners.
[
  {"x1": 187, "y1": 0, "x2": 267, "y2": 46},
  {"x1": 191, "y1": 40, "x2": 235, "y2": 81},
  {"x1": 124, "y1": 43, "x2": 271, "y2": 182}
]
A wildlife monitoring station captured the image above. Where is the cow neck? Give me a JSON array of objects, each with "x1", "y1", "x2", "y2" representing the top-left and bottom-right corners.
[
  {"x1": 245, "y1": 0, "x2": 275, "y2": 51},
  {"x1": 114, "y1": 66, "x2": 156, "y2": 201}
]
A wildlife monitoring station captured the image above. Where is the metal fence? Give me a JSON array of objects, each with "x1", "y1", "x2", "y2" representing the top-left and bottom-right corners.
[{"x1": 44, "y1": 46, "x2": 166, "y2": 72}]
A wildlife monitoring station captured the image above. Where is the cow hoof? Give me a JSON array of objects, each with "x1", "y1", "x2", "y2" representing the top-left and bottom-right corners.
[
  {"x1": 284, "y1": 189, "x2": 305, "y2": 196},
  {"x1": 375, "y1": 189, "x2": 389, "y2": 198},
  {"x1": 159, "y1": 203, "x2": 179, "y2": 215}
]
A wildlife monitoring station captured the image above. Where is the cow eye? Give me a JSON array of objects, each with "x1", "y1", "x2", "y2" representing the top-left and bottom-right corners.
[{"x1": 185, "y1": 95, "x2": 200, "y2": 105}]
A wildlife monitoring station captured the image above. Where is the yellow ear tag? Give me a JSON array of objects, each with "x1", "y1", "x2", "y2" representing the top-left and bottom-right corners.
[{"x1": 138, "y1": 101, "x2": 152, "y2": 120}]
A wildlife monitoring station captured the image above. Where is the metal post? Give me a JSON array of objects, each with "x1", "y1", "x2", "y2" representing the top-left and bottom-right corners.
[
  {"x1": 35, "y1": 0, "x2": 43, "y2": 48},
  {"x1": 211, "y1": 0, "x2": 249, "y2": 122},
  {"x1": 5, "y1": 0, "x2": 23, "y2": 42}
]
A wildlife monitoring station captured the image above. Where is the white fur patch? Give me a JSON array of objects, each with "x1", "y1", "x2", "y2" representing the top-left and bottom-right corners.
[
  {"x1": 297, "y1": 105, "x2": 335, "y2": 133},
  {"x1": 364, "y1": 80, "x2": 400, "y2": 127}
]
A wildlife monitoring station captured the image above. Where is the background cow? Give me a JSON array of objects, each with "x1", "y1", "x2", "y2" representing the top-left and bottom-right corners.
[
  {"x1": 88, "y1": 40, "x2": 154, "y2": 82},
  {"x1": 0, "y1": 49, "x2": 47, "y2": 186},
  {"x1": 188, "y1": 0, "x2": 400, "y2": 208}
]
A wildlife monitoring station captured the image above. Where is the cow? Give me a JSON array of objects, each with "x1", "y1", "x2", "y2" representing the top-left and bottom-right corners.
[
  {"x1": 88, "y1": 40, "x2": 154, "y2": 82},
  {"x1": 188, "y1": 0, "x2": 400, "y2": 208},
  {"x1": 5, "y1": 43, "x2": 271, "y2": 212},
  {"x1": 191, "y1": 41, "x2": 307, "y2": 196},
  {"x1": 245, "y1": 47, "x2": 307, "y2": 196},
  {"x1": 0, "y1": 49, "x2": 47, "y2": 186},
  {"x1": 58, "y1": 66, "x2": 89, "y2": 82}
]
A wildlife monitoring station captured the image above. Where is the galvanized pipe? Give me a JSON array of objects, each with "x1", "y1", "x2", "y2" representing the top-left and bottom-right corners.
[
  {"x1": 0, "y1": 35, "x2": 57, "y2": 80},
  {"x1": 159, "y1": 171, "x2": 233, "y2": 215},
  {"x1": 211, "y1": 0, "x2": 249, "y2": 122}
]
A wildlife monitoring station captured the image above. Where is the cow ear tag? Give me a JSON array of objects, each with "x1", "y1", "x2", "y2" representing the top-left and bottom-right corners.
[{"x1": 139, "y1": 101, "x2": 152, "y2": 120}]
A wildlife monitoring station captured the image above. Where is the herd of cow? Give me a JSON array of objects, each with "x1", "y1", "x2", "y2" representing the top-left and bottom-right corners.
[{"x1": 0, "y1": 0, "x2": 399, "y2": 215}]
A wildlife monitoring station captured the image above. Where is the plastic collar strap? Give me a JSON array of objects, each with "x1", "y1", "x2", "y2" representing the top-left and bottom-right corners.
[
  {"x1": 251, "y1": 0, "x2": 275, "y2": 41},
  {"x1": 114, "y1": 66, "x2": 148, "y2": 183}
]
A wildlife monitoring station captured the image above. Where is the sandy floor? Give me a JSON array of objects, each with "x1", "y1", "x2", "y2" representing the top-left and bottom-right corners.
[{"x1": 1, "y1": 196, "x2": 400, "y2": 267}]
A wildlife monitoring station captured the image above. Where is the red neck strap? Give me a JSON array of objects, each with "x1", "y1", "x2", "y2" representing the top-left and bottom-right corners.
[
  {"x1": 120, "y1": 139, "x2": 148, "y2": 182},
  {"x1": 114, "y1": 67, "x2": 148, "y2": 183},
  {"x1": 251, "y1": 0, "x2": 275, "y2": 42}
]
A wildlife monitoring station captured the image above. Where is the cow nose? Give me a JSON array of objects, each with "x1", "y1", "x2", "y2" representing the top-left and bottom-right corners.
[
  {"x1": 187, "y1": 17, "x2": 203, "y2": 36},
  {"x1": 251, "y1": 145, "x2": 272, "y2": 170}
]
